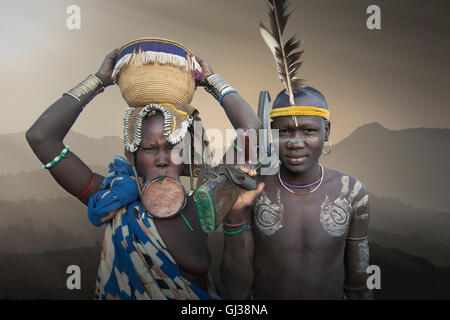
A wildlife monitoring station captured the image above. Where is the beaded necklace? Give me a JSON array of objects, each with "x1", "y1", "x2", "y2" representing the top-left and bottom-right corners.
[{"x1": 278, "y1": 164, "x2": 324, "y2": 195}]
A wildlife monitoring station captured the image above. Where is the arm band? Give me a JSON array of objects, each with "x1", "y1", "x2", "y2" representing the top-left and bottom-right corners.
[
  {"x1": 346, "y1": 236, "x2": 368, "y2": 241},
  {"x1": 76, "y1": 173, "x2": 95, "y2": 199}
]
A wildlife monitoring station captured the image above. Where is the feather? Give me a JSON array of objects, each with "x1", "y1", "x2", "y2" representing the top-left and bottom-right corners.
[{"x1": 259, "y1": 0, "x2": 304, "y2": 105}]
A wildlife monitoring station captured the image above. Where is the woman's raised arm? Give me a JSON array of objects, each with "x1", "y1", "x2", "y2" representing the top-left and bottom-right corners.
[{"x1": 26, "y1": 49, "x2": 118, "y2": 206}]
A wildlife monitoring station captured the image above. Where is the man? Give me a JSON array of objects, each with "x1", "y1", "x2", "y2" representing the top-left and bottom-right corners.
[{"x1": 220, "y1": 86, "x2": 373, "y2": 299}]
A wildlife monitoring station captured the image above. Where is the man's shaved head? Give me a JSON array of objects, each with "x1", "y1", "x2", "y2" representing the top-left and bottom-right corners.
[{"x1": 273, "y1": 86, "x2": 328, "y2": 110}]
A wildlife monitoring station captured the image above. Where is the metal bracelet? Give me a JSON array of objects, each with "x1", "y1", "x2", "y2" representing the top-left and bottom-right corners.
[
  {"x1": 63, "y1": 74, "x2": 104, "y2": 102},
  {"x1": 205, "y1": 74, "x2": 235, "y2": 101},
  {"x1": 346, "y1": 235, "x2": 368, "y2": 241},
  {"x1": 204, "y1": 85, "x2": 219, "y2": 101}
]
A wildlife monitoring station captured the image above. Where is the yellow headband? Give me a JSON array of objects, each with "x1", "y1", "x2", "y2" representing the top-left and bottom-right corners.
[{"x1": 270, "y1": 106, "x2": 330, "y2": 120}]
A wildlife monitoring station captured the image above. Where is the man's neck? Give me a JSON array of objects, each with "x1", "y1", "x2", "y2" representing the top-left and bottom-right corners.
[{"x1": 279, "y1": 162, "x2": 322, "y2": 186}]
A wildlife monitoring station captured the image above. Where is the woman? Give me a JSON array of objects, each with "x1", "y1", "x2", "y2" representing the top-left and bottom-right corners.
[{"x1": 26, "y1": 46, "x2": 262, "y2": 299}]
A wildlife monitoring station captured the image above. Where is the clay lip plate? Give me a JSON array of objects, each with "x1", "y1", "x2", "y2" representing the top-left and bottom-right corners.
[{"x1": 141, "y1": 176, "x2": 186, "y2": 218}]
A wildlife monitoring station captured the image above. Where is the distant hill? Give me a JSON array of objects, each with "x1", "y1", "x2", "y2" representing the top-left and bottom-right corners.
[
  {"x1": 0, "y1": 197, "x2": 104, "y2": 253},
  {"x1": 2, "y1": 188, "x2": 449, "y2": 267},
  {"x1": 369, "y1": 243, "x2": 450, "y2": 299},
  {"x1": 369, "y1": 194, "x2": 450, "y2": 245},
  {"x1": 0, "y1": 246, "x2": 101, "y2": 299},
  {"x1": 369, "y1": 227, "x2": 450, "y2": 267},
  {"x1": 3, "y1": 124, "x2": 449, "y2": 212},
  {"x1": 0, "y1": 165, "x2": 108, "y2": 202},
  {"x1": 0, "y1": 131, "x2": 123, "y2": 174},
  {"x1": 321, "y1": 123, "x2": 450, "y2": 212},
  {"x1": 0, "y1": 241, "x2": 448, "y2": 300}
]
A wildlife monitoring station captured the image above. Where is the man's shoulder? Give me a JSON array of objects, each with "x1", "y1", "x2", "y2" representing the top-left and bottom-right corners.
[
  {"x1": 324, "y1": 167, "x2": 363, "y2": 184},
  {"x1": 323, "y1": 167, "x2": 368, "y2": 195}
]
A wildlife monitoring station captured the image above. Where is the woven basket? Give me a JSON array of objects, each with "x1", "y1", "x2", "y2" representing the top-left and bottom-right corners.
[{"x1": 115, "y1": 38, "x2": 200, "y2": 107}]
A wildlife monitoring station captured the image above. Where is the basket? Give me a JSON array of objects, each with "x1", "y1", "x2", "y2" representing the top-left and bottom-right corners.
[{"x1": 113, "y1": 38, "x2": 203, "y2": 107}]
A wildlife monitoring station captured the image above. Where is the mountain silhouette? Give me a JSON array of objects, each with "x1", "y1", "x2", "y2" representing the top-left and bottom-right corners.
[
  {"x1": 3, "y1": 124, "x2": 448, "y2": 211},
  {"x1": 369, "y1": 194, "x2": 450, "y2": 245},
  {"x1": 0, "y1": 197, "x2": 104, "y2": 254},
  {"x1": 321, "y1": 123, "x2": 450, "y2": 212},
  {"x1": 0, "y1": 131, "x2": 123, "y2": 174},
  {"x1": 1, "y1": 126, "x2": 450, "y2": 267},
  {"x1": 0, "y1": 246, "x2": 102, "y2": 299},
  {"x1": 369, "y1": 227, "x2": 450, "y2": 267},
  {"x1": 0, "y1": 166, "x2": 107, "y2": 202}
]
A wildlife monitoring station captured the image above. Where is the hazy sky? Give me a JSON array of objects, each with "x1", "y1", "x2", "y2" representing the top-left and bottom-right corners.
[{"x1": 1, "y1": 0, "x2": 448, "y2": 143}]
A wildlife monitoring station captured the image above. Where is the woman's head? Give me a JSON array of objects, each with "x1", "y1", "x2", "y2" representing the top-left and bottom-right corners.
[{"x1": 134, "y1": 112, "x2": 185, "y2": 182}]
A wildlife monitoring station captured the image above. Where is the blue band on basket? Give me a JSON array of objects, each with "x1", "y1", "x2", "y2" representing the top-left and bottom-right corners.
[
  {"x1": 117, "y1": 41, "x2": 187, "y2": 62},
  {"x1": 219, "y1": 90, "x2": 238, "y2": 106}
]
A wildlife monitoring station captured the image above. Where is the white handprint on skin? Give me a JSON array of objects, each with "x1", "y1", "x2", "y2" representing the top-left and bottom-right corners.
[
  {"x1": 255, "y1": 189, "x2": 284, "y2": 236},
  {"x1": 320, "y1": 176, "x2": 355, "y2": 237}
]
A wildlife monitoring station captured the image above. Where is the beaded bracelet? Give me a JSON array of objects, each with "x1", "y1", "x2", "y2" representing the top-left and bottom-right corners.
[
  {"x1": 223, "y1": 224, "x2": 253, "y2": 235},
  {"x1": 42, "y1": 146, "x2": 70, "y2": 169},
  {"x1": 223, "y1": 225, "x2": 245, "y2": 235},
  {"x1": 219, "y1": 90, "x2": 239, "y2": 107}
]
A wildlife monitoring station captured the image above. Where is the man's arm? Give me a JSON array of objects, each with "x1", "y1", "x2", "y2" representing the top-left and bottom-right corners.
[
  {"x1": 344, "y1": 183, "x2": 374, "y2": 300},
  {"x1": 219, "y1": 164, "x2": 263, "y2": 299},
  {"x1": 220, "y1": 206, "x2": 255, "y2": 299}
]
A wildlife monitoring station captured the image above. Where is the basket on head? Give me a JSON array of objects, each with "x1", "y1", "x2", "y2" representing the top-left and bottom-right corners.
[{"x1": 113, "y1": 38, "x2": 203, "y2": 107}]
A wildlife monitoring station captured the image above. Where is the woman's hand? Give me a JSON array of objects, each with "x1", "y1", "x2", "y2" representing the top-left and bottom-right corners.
[
  {"x1": 195, "y1": 54, "x2": 214, "y2": 86},
  {"x1": 95, "y1": 49, "x2": 119, "y2": 87}
]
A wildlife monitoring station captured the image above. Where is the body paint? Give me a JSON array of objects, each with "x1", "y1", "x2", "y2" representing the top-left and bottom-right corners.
[
  {"x1": 349, "y1": 180, "x2": 362, "y2": 202},
  {"x1": 254, "y1": 189, "x2": 284, "y2": 236},
  {"x1": 319, "y1": 176, "x2": 352, "y2": 237},
  {"x1": 356, "y1": 239, "x2": 370, "y2": 274},
  {"x1": 354, "y1": 194, "x2": 369, "y2": 211}
]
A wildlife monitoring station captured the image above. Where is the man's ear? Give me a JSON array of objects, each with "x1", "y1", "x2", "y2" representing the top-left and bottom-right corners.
[{"x1": 324, "y1": 120, "x2": 331, "y2": 141}]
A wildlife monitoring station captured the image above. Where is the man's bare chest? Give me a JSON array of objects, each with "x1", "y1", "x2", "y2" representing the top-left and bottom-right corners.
[{"x1": 252, "y1": 177, "x2": 354, "y2": 247}]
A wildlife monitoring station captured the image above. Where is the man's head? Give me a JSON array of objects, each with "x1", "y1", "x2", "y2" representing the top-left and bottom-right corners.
[
  {"x1": 135, "y1": 112, "x2": 185, "y2": 182},
  {"x1": 271, "y1": 87, "x2": 331, "y2": 174}
]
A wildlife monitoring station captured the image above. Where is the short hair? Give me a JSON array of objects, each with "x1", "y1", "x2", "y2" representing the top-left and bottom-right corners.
[{"x1": 273, "y1": 86, "x2": 328, "y2": 109}]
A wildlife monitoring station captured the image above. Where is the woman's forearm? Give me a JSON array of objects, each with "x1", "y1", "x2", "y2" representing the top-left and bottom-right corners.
[
  {"x1": 27, "y1": 77, "x2": 102, "y2": 143},
  {"x1": 26, "y1": 74, "x2": 105, "y2": 165}
]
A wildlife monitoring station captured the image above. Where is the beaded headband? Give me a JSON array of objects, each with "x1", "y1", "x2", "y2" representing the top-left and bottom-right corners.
[{"x1": 270, "y1": 106, "x2": 330, "y2": 120}]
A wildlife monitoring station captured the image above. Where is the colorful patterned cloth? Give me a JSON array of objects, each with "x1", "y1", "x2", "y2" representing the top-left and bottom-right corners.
[{"x1": 88, "y1": 156, "x2": 221, "y2": 300}]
